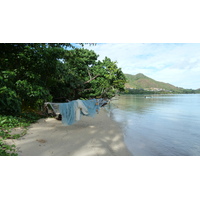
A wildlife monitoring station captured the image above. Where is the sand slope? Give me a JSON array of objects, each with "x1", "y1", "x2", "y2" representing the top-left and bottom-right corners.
[{"x1": 12, "y1": 109, "x2": 131, "y2": 156}]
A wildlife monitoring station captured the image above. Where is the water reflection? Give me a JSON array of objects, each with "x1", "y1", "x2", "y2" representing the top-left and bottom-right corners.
[
  {"x1": 112, "y1": 95, "x2": 176, "y2": 114},
  {"x1": 110, "y1": 94, "x2": 200, "y2": 156}
]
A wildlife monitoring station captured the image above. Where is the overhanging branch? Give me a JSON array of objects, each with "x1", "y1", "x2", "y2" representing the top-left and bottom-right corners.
[{"x1": 84, "y1": 74, "x2": 100, "y2": 84}]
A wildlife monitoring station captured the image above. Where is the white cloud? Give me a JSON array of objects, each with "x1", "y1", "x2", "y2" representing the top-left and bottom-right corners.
[{"x1": 85, "y1": 43, "x2": 200, "y2": 89}]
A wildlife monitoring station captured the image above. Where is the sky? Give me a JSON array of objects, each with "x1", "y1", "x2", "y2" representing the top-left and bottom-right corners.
[{"x1": 84, "y1": 43, "x2": 200, "y2": 89}]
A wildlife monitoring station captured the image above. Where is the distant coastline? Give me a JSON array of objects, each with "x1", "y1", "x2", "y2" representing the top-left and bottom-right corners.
[{"x1": 124, "y1": 73, "x2": 200, "y2": 94}]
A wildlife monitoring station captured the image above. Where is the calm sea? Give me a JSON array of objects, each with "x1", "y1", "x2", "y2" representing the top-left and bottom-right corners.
[{"x1": 108, "y1": 94, "x2": 200, "y2": 156}]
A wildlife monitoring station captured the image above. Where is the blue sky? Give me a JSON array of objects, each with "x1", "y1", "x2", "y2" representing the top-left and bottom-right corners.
[{"x1": 84, "y1": 43, "x2": 200, "y2": 89}]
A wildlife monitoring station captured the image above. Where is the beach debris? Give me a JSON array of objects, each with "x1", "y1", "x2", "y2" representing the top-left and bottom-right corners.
[{"x1": 36, "y1": 139, "x2": 46, "y2": 143}]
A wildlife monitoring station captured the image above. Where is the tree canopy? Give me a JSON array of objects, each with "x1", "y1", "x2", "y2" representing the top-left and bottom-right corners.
[{"x1": 0, "y1": 43, "x2": 126, "y2": 114}]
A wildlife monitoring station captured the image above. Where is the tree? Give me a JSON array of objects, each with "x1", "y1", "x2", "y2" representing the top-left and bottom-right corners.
[
  {"x1": 0, "y1": 43, "x2": 126, "y2": 114},
  {"x1": 0, "y1": 43, "x2": 72, "y2": 112},
  {"x1": 55, "y1": 49, "x2": 126, "y2": 100}
]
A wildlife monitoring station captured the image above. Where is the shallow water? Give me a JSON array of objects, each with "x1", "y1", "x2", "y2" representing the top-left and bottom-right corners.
[{"x1": 109, "y1": 94, "x2": 200, "y2": 156}]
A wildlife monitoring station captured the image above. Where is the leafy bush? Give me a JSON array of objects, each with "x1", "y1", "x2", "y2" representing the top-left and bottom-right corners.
[
  {"x1": 0, "y1": 112, "x2": 45, "y2": 156},
  {"x1": 0, "y1": 70, "x2": 22, "y2": 115},
  {"x1": 0, "y1": 139, "x2": 18, "y2": 156},
  {"x1": 0, "y1": 86, "x2": 22, "y2": 115},
  {"x1": 16, "y1": 80, "x2": 52, "y2": 110}
]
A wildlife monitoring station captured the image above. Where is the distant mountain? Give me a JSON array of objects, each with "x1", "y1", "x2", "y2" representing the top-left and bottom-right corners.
[
  {"x1": 196, "y1": 88, "x2": 200, "y2": 93},
  {"x1": 125, "y1": 73, "x2": 180, "y2": 91}
]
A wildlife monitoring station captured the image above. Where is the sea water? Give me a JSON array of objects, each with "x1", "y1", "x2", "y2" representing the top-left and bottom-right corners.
[{"x1": 109, "y1": 94, "x2": 200, "y2": 156}]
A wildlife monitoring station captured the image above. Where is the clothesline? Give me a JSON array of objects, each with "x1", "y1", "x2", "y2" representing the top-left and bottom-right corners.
[{"x1": 44, "y1": 98, "x2": 108, "y2": 125}]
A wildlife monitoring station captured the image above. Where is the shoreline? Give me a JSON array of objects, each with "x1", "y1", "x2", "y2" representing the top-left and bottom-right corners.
[{"x1": 11, "y1": 108, "x2": 132, "y2": 156}]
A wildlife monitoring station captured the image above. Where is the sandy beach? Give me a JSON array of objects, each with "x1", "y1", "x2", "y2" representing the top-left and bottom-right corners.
[{"x1": 10, "y1": 109, "x2": 131, "y2": 156}]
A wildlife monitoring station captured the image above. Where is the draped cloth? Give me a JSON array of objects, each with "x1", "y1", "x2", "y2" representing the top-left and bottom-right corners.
[{"x1": 59, "y1": 99, "x2": 104, "y2": 125}]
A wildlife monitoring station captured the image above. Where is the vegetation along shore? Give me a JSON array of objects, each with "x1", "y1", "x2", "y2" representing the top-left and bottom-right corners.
[
  {"x1": 0, "y1": 43, "x2": 126, "y2": 155},
  {"x1": 1, "y1": 43, "x2": 198, "y2": 156}
]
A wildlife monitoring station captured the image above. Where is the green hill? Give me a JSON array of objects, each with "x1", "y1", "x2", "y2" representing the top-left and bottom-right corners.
[{"x1": 125, "y1": 73, "x2": 180, "y2": 92}]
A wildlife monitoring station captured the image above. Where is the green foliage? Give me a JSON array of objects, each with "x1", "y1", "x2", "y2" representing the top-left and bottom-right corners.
[
  {"x1": 0, "y1": 139, "x2": 18, "y2": 156},
  {"x1": 50, "y1": 49, "x2": 126, "y2": 100},
  {"x1": 0, "y1": 70, "x2": 22, "y2": 114},
  {"x1": 89, "y1": 57, "x2": 126, "y2": 99},
  {"x1": 0, "y1": 86, "x2": 22, "y2": 114},
  {"x1": 0, "y1": 43, "x2": 66, "y2": 111},
  {"x1": 0, "y1": 113, "x2": 42, "y2": 141},
  {"x1": 0, "y1": 112, "x2": 45, "y2": 156},
  {"x1": 0, "y1": 43, "x2": 126, "y2": 112},
  {"x1": 16, "y1": 80, "x2": 52, "y2": 110}
]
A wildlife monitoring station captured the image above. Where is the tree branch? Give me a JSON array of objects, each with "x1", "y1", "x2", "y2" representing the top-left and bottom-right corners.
[
  {"x1": 86, "y1": 67, "x2": 92, "y2": 80},
  {"x1": 84, "y1": 74, "x2": 100, "y2": 84}
]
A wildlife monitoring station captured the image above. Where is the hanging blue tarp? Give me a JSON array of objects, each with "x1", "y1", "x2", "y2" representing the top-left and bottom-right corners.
[
  {"x1": 59, "y1": 99, "x2": 103, "y2": 125},
  {"x1": 59, "y1": 100, "x2": 77, "y2": 125}
]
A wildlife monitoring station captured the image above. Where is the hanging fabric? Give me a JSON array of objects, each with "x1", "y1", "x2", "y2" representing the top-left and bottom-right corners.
[
  {"x1": 59, "y1": 99, "x2": 106, "y2": 125},
  {"x1": 45, "y1": 99, "x2": 107, "y2": 125}
]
